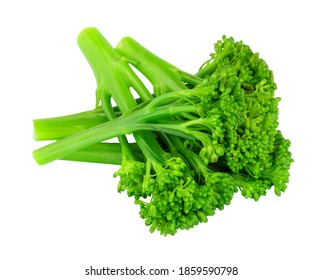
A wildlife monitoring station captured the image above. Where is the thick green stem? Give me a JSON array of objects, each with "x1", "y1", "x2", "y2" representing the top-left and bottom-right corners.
[
  {"x1": 78, "y1": 27, "x2": 138, "y2": 112},
  {"x1": 116, "y1": 36, "x2": 187, "y2": 94},
  {"x1": 62, "y1": 143, "x2": 142, "y2": 165},
  {"x1": 33, "y1": 107, "x2": 107, "y2": 141},
  {"x1": 34, "y1": 110, "x2": 135, "y2": 141},
  {"x1": 33, "y1": 97, "x2": 144, "y2": 141},
  {"x1": 33, "y1": 103, "x2": 196, "y2": 165},
  {"x1": 33, "y1": 114, "x2": 135, "y2": 165},
  {"x1": 116, "y1": 37, "x2": 203, "y2": 91},
  {"x1": 100, "y1": 90, "x2": 135, "y2": 161}
]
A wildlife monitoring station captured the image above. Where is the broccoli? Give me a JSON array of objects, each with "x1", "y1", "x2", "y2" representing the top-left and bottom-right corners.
[{"x1": 32, "y1": 27, "x2": 293, "y2": 235}]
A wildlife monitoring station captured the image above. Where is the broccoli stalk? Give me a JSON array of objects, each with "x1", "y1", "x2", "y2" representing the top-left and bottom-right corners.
[
  {"x1": 33, "y1": 107, "x2": 107, "y2": 141},
  {"x1": 62, "y1": 142, "x2": 142, "y2": 165},
  {"x1": 116, "y1": 36, "x2": 202, "y2": 94}
]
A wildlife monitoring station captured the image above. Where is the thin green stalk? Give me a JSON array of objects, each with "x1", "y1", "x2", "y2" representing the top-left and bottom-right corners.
[
  {"x1": 33, "y1": 97, "x2": 143, "y2": 141},
  {"x1": 78, "y1": 28, "x2": 150, "y2": 110},
  {"x1": 116, "y1": 36, "x2": 187, "y2": 94},
  {"x1": 33, "y1": 103, "x2": 196, "y2": 165},
  {"x1": 179, "y1": 70, "x2": 204, "y2": 86},
  {"x1": 33, "y1": 107, "x2": 107, "y2": 141},
  {"x1": 168, "y1": 135, "x2": 206, "y2": 177},
  {"x1": 100, "y1": 89, "x2": 136, "y2": 161},
  {"x1": 62, "y1": 143, "x2": 143, "y2": 165},
  {"x1": 195, "y1": 49, "x2": 234, "y2": 78}
]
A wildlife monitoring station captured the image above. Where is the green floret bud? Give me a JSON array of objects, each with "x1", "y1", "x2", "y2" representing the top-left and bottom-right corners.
[
  {"x1": 205, "y1": 172, "x2": 238, "y2": 210},
  {"x1": 232, "y1": 131, "x2": 292, "y2": 199},
  {"x1": 136, "y1": 156, "x2": 196, "y2": 235},
  {"x1": 234, "y1": 174, "x2": 272, "y2": 201},
  {"x1": 197, "y1": 132, "x2": 224, "y2": 164},
  {"x1": 113, "y1": 159, "x2": 146, "y2": 199},
  {"x1": 183, "y1": 113, "x2": 225, "y2": 165},
  {"x1": 261, "y1": 131, "x2": 293, "y2": 196},
  {"x1": 137, "y1": 156, "x2": 224, "y2": 235}
]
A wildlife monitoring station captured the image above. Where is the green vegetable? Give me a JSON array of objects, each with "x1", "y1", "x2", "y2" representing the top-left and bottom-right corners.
[{"x1": 33, "y1": 27, "x2": 293, "y2": 235}]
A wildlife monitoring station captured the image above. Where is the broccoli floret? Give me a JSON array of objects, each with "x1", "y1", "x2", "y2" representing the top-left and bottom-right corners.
[{"x1": 261, "y1": 130, "x2": 293, "y2": 196}]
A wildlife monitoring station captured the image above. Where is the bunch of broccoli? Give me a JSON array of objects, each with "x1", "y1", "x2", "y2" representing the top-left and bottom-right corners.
[{"x1": 33, "y1": 27, "x2": 293, "y2": 235}]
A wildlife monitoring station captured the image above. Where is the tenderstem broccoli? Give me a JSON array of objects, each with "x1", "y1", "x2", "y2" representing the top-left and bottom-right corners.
[{"x1": 32, "y1": 27, "x2": 293, "y2": 235}]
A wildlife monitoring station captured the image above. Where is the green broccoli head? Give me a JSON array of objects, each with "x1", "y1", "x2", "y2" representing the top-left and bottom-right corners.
[
  {"x1": 234, "y1": 174, "x2": 272, "y2": 201},
  {"x1": 135, "y1": 157, "x2": 197, "y2": 235},
  {"x1": 206, "y1": 172, "x2": 239, "y2": 210},
  {"x1": 136, "y1": 157, "x2": 233, "y2": 235}
]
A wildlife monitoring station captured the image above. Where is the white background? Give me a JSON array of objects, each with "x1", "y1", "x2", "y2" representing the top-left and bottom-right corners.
[{"x1": 1, "y1": 0, "x2": 322, "y2": 279}]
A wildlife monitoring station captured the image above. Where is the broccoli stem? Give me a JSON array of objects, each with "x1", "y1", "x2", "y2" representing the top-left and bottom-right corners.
[
  {"x1": 78, "y1": 27, "x2": 152, "y2": 109},
  {"x1": 33, "y1": 97, "x2": 143, "y2": 141},
  {"x1": 62, "y1": 143, "x2": 142, "y2": 165},
  {"x1": 99, "y1": 87, "x2": 137, "y2": 163},
  {"x1": 179, "y1": 70, "x2": 204, "y2": 87},
  {"x1": 32, "y1": 101, "x2": 197, "y2": 165},
  {"x1": 196, "y1": 59, "x2": 217, "y2": 78},
  {"x1": 33, "y1": 107, "x2": 107, "y2": 140},
  {"x1": 116, "y1": 37, "x2": 202, "y2": 94},
  {"x1": 168, "y1": 134, "x2": 206, "y2": 176}
]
